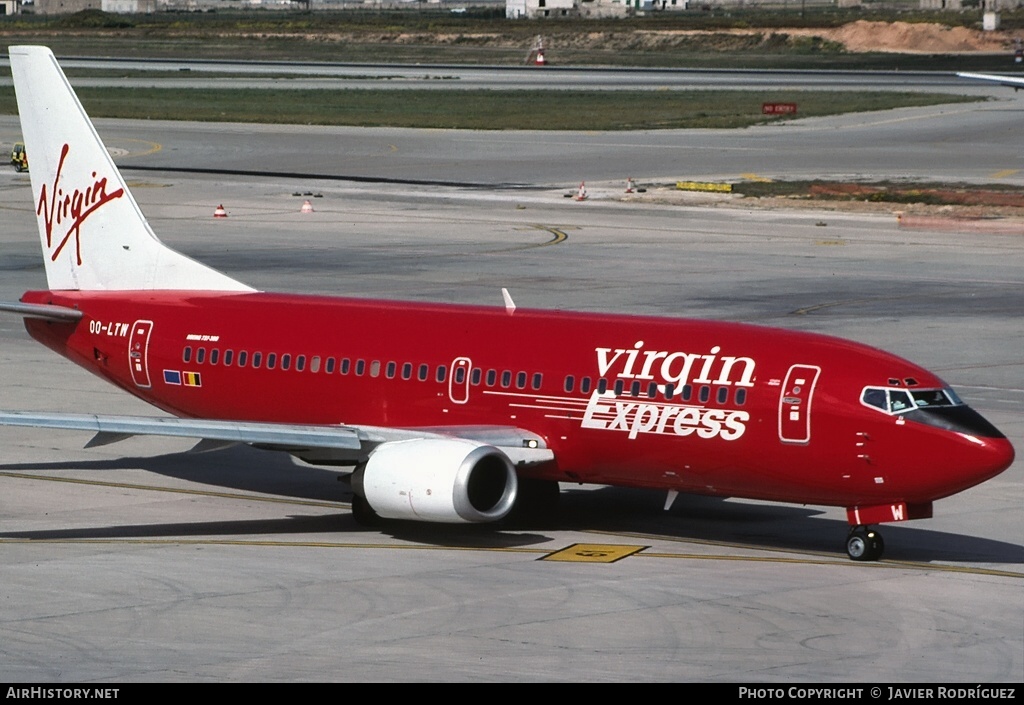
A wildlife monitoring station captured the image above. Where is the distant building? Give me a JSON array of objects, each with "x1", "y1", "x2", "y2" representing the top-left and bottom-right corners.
[
  {"x1": 0, "y1": 0, "x2": 20, "y2": 13},
  {"x1": 103, "y1": 0, "x2": 157, "y2": 9},
  {"x1": 519, "y1": 0, "x2": 576, "y2": 17},
  {"x1": 35, "y1": 0, "x2": 155, "y2": 11},
  {"x1": 579, "y1": 0, "x2": 630, "y2": 16},
  {"x1": 35, "y1": 0, "x2": 98, "y2": 12},
  {"x1": 508, "y1": 0, "x2": 633, "y2": 17},
  {"x1": 524, "y1": 0, "x2": 1024, "y2": 11}
]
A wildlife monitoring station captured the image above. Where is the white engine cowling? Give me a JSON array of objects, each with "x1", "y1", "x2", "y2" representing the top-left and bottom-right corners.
[{"x1": 352, "y1": 438, "x2": 518, "y2": 523}]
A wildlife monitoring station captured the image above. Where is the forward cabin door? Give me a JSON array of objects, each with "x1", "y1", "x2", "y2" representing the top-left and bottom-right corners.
[
  {"x1": 128, "y1": 320, "x2": 154, "y2": 389},
  {"x1": 778, "y1": 364, "x2": 821, "y2": 444}
]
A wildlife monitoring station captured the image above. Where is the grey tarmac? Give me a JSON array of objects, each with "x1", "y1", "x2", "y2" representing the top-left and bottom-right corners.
[{"x1": 0, "y1": 97, "x2": 1021, "y2": 682}]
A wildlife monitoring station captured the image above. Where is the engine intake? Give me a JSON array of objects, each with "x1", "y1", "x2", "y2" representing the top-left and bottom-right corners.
[{"x1": 352, "y1": 438, "x2": 518, "y2": 523}]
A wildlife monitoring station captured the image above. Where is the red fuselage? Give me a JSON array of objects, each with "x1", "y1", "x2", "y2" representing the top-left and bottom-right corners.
[{"x1": 21, "y1": 288, "x2": 1013, "y2": 514}]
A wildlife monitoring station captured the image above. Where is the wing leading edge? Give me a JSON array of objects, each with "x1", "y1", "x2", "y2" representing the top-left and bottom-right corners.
[
  {"x1": 956, "y1": 71, "x2": 1024, "y2": 89},
  {"x1": 0, "y1": 411, "x2": 554, "y2": 467}
]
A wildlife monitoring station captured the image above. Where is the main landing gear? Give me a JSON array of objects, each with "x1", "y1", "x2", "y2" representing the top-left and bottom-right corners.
[
  {"x1": 505, "y1": 478, "x2": 560, "y2": 525},
  {"x1": 846, "y1": 526, "x2": 885, "y2": 561},
  {"x1": 350, "y1": 492, "x2": 380, "y2": 527}
]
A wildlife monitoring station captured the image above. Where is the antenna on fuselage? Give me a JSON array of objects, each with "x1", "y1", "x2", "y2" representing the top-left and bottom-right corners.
[{"x1": 501, "y1": 288, "x2": 516, "y2": 316}]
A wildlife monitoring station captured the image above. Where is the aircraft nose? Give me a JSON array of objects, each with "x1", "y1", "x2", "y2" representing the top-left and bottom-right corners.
[
  {"x1": 976, "y1": 436, "x2": 1015, "y2": 481},
  {"x1": 905, "y1": 410, "x2": 1016, "y2": 500},
  {"x1": 913, "y1": 405, "x2": 1015, "y2": 488}
]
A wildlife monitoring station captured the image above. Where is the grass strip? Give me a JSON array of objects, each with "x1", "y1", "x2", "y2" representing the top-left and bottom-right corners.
[{"x1": 0, "y1": 87, "x2": 981, "y2": 130}]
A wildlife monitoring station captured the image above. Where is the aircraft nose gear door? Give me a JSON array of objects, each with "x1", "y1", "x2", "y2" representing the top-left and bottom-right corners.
[
  {"x1": 128, "y1": 320, "x2": 154, "y2": 389},
  {"x1": 449, "y1": 357, "x2": 471, "y2": 405},
  {"x1": 778, "y1": 364, "x2": 821, "y2": 444}
]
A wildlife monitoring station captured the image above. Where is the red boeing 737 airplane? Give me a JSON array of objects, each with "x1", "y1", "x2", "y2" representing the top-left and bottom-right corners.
[{"x1": 0, "y1": 47, "x2": 1014, "y2": 561}]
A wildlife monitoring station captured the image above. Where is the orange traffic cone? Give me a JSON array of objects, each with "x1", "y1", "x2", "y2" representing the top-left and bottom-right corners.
[
  {"x1": 574, "y1": 182, "x2": 588, "y2": 201},
  {"x1": 213, "y1": 204, "x2": 227, "y2": 218},
  {"x1": 300, "y1": 200, "x2": 314, "y2": 214},
  {"x1": 625, "y1": 177, "x2": 635, "y2": 194},
  {"x1": 535, "y1": 48, "x2": 546, "y2": 66}
]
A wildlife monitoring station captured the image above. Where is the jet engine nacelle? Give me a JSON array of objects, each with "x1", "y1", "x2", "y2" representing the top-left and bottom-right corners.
[{"x1": 352, "y1": 438, "x2": 518, "y2": 523}]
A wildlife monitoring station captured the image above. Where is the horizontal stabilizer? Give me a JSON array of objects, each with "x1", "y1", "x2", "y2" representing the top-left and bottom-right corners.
[{"x1": 0, "y1": 301, "x2": 83, "y2": 321}]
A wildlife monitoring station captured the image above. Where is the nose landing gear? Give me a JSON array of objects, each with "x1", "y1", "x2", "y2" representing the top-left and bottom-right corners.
[{"x1": 846, "y1": 526, "x2": 885, "y2": 561}]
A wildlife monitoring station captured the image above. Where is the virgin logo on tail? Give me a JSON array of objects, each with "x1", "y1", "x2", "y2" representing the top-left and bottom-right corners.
[{"x1": 37, "y1": 143, "x2": 125, "y2": 265}]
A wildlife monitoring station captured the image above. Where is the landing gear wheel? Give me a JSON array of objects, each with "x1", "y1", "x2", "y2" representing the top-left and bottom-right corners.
[{"x1": 846, "y1": 526, "x2": 885, "y2": 561}]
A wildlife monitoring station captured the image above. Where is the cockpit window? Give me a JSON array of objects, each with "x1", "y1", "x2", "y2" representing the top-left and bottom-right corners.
[
  {"x1": 861, "y1": 387, "x2": 962, "y2": 415},
  {"x1": 862, "y1": 388, "x2": 887, "y2": 411},
  {"x1": 862, "y1": 385, "x2": 1002, "y2": 437},
  {"x1": 910, "y1": 389, "x2": 956, "y2": 408},
  {"x1": 889, "y1": 390, "x2": 913, "y2": 413}
]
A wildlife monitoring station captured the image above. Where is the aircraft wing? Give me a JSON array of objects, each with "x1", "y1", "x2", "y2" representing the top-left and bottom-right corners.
[
  {"x1": 342, "y1": 424, "x2": 553, "y2": 467},
  {"x1": 956, "y1": 71, "x2": 1024, "y2": 89},
  {"x1": 0, "y1": 411, "x2": 553, "y2": 467},
  {"x1": 0, "y1": 411, "x2": 363, "y2": 452}
]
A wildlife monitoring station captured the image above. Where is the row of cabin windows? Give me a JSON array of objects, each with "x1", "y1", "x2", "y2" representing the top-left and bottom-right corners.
[
  {"x1": 459, "y1": 366, "x2": 544, "y2": 391},
  {"x1": 562, "y1": 375, "x2": 747, "y2": 406},
  {"x1": 179, "y1": 346, "x2": 744, "y2": 404},
  {"x1": 181, "y1": 346, "x2": 544, "y2": 390}
]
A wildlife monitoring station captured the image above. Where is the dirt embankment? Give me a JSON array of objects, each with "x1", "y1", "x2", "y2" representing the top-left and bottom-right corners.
[
  {"x1": 631, "y1": 19, "x2": 1017, "y2": 53},
  {"x1": 622, "y1": 181, "x2": 1024, "y2": 222},
  {"x1": 548, "y1": 20, "x2": 1017, "y2": 53},
  {"x1": 807, "y1": 20, "x2": 1014, "y2": 53},
  {"x1": 223, "y1": 20, "x2": 1018, "y2": 54}
]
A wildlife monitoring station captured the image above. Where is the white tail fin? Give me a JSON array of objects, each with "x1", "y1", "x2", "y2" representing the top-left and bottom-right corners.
[{"x1": 9, "y1": 46, "x2": 253, "y2": 292}]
